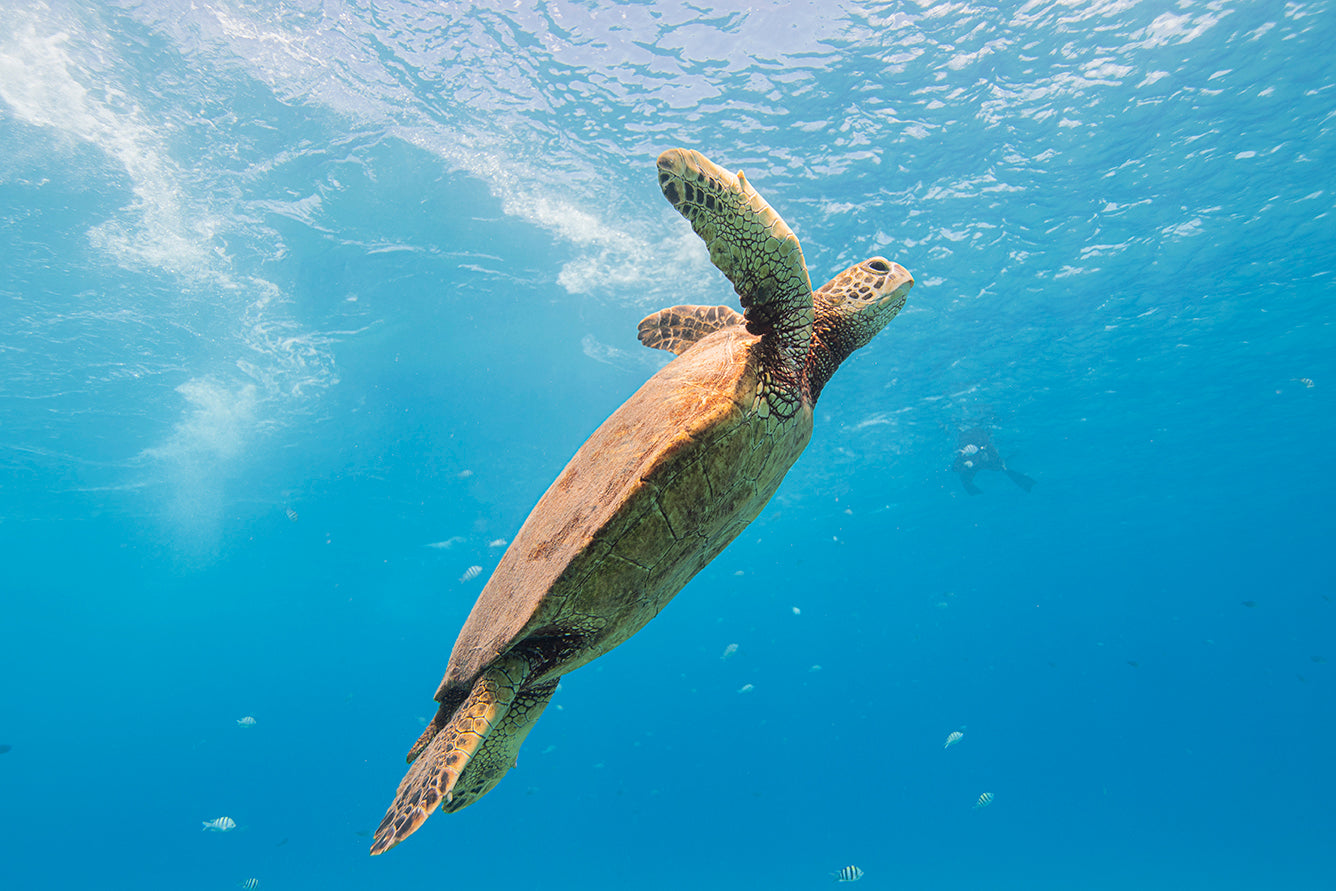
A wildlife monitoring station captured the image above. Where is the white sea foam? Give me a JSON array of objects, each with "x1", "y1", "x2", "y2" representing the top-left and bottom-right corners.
[
  {"x1": 106, "y1": 1, "x2": 833, "y2": 306},
  {"x1": 1138, "y1": 11, "x2": 1223, "y2": 49},
  {"x1": 138, "y1": 378, "x2": 259, "y2": 555},
  {"x1": 1163, "y1": 218, "x2": 1204, "y2": 238},
  {"x1": 398, "y1": 130, "x2": 715, "y2": 303},
  {"x1": 0, "y1": 17, "x2": 222, "y2": 280},
  {"x1": 0, "y1": 7, "x2": 337, "y2": 544},
  {"x1": 143, "y1": 379, "x2": 260, "y2": 467}
]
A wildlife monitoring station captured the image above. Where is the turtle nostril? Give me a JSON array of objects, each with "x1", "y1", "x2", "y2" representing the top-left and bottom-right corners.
[{"x1": 867, "y1": 259, "x2": 890, "y2": 273}]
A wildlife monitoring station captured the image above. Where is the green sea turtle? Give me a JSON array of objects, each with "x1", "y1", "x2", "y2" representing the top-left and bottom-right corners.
[{"x1": 370, "y1": 148, "x2": 913, "y2": 855}]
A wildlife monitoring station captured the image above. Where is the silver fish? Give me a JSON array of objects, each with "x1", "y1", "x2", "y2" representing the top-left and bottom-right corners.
[
  {"x1": 721, "y1": 643, "x2": 738, "y2": 660},
  {"x1": 238, "y1": 880, "x2": 260, "y2": 890},
  {"x1": 974, "y1": 791, "x2": 995, "y2": 809},
  {"x1": 834, "y1": 865, "x2": 864, "y2": 882},
  {"x1": 284, "y1": 506, "x2": 298, "y2": 522},
  {"x1": 236, "y1": 716, "x2": 256, "y2": 728},
  {"x1": 202, "y1": 816, "x2": 237, "y2": 832},
  {"x1": 459, "y1": 565, "x2": 483, "y2": 583},
  {"x1": 944, "y1": 730, "x2": 964, "y2": 749}
]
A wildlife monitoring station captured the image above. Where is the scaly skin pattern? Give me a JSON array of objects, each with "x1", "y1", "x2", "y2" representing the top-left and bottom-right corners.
[
  {"x1": 370, "y1": 148, "x2": 913, "y2": 855},
  {"x1": 637, "y1": 304, "x2": 744, "y2": 356},
  {"x1": 371, "y1": 654, "x2": 524, "y2": 853},
  {"x1": 655, "y1": 148, "x2": 814, "y2": 418}
]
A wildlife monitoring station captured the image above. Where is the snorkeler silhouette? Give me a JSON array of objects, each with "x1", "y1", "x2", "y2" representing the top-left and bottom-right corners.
[{"x1": 952, "y1": 427, "x2": 1034, "y2": 495}]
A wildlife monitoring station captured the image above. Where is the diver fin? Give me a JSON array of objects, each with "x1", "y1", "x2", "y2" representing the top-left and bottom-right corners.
[
  {"x1": 1005, "y1": 469, "x2": 1035, "y2": 492},
  {"x1": 959, "y1": 470, "x2": 982, "y2": 495}
]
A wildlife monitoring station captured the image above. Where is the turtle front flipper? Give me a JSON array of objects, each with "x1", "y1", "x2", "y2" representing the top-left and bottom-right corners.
[
  {"x1": 370, "y1": 655, "x2": 553, "y2": 855},
  {"x1": 656, "y1": 149, "x2": 814, "y2": 369},
  {"x1": 637, "y1": 304, "x2": 744, "y2": 356}
]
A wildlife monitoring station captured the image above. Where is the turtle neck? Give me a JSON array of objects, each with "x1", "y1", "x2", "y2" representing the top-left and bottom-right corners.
[{"x1": 805, "y1": 298, "x2": 865, "y2": 404}]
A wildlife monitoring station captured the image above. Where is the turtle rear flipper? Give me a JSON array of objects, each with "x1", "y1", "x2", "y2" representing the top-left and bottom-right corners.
[
  {"x1": 370, "y1": 655, "x2": 553, "y2": 855},
  {"x1": 656, "y1": 148, "x2": 814, "y2": 365},
  {"x1": 637, "y1": 304, "x2": 744, "y2": 355},
  {"x1": 439, "y1": 678, "x2": 556, "y2": 813}
]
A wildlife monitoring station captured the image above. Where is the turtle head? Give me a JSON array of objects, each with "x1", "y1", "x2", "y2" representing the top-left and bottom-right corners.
[{"x1": 807, "y1": 257, "x2": 913, "y2": 401}]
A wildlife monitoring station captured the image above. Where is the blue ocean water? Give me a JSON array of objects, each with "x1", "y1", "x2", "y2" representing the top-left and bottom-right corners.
[{"x1": 2, "y1": 1, "x2": 1333, "y2": 888}]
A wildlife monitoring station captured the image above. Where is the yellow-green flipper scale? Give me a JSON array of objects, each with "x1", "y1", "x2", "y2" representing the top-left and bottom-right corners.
[
  {"x1": 656, "y1": 148, "x2": 814, "y2": 415},
  {"x1": 370, "y1": 655, "x2": 554, "y2": 855},
  {"x1": 637, "y1": 304, "x2": 745, "y2": 356}
]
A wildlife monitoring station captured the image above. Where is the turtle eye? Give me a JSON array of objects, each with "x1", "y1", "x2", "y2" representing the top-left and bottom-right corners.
[{"x1": 866, "y1": 259, "x2": 890, "y2": 273}]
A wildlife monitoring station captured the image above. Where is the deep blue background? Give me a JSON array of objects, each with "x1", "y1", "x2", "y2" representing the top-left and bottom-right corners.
[{"x1": 2, "y1": 1, "x2": 1333, "y2": 888}]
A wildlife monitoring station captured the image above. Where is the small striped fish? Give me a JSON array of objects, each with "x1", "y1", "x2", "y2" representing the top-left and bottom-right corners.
[
  {"x1": 202, "y1": 816, "x2": 237, "y2": 832},
  {"x1": 974, "y1": 791, "x2": 995, "y2": 809},
  {"x1": 944, "y1": 730, "x2": 964, "y2": 749},
  {"x1": 459, "y1": 565, "x2": 483, "y2": 583},
  {"x1": 238, "y1": 879, "x2": 260, "y2": 890},
  {"x1": 284, "y1": 506, "x2": 298, "y2": 522},
  {"x1": 834, "y1": 865, "x2": 864, "y2": 882},
  {"x1": 236, "y1": 716, "x2": 256, "y2": 728}
]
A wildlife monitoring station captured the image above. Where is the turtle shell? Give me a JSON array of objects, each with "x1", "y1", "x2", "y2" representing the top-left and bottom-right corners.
[{"x1": 434, "y1": 321, "x2": 813, "y2": 703}]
